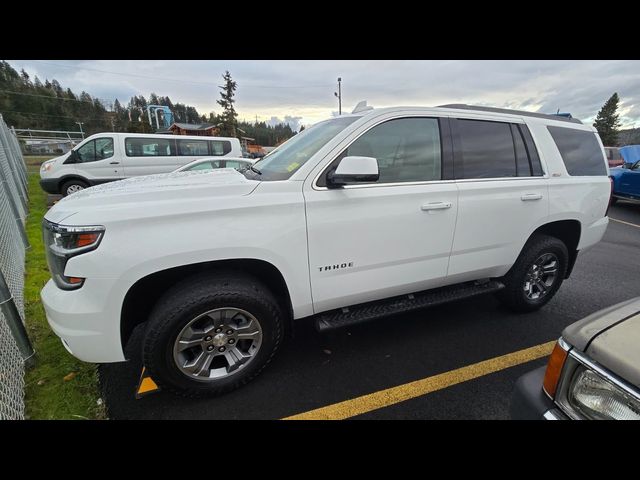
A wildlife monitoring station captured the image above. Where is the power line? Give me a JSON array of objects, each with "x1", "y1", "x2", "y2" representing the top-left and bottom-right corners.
[
  {"x1": 1, "y1": 109, "x2": 83, "y2": 119},
  {"x1": 29, "y1": 61, "x2": 334, "y2": 89},
  {"x1": 0, "y1": 89, "x2": 110, "y2": 104}
]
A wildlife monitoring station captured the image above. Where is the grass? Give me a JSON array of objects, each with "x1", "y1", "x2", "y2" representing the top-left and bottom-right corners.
[{"x1": 23, "y1": 158, "x2": 105, "y2": 419}]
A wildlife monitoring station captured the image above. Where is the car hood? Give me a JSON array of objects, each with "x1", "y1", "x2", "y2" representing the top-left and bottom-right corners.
[
  {"x1": 563, "y1": 297, "x2": 640, "y2": 388},
  {"x1": 45, "y1": 169, "x2": 260, "y2": 223}
]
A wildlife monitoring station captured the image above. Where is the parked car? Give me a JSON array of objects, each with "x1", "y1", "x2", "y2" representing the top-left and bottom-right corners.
[
  {"x1": 174, "y1": 157, "x2": 254, "y2": 173},
  {"x1": 511, "y1": 297, "x2": 640, "y2": 420},
  {"x1": 609, "y1": 160, "x2": 640, "y2": 204},
  {"x1": 604, "y1": 146, "x2": 624, "y2": 168},
  {"x1": 39, "y1": 133, "x2": 243, "y2": 196},
  {"x1": 40, "y1": 103, "x2": 611, "y2": 397}
]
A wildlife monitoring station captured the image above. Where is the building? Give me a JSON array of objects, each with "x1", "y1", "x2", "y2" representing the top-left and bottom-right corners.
[
  {"x1": 24, "y1": 140, "x2": 75, "y2": 154},
  {"x1": 166, "y1": 123, "x2": 220, "y2": 136}
]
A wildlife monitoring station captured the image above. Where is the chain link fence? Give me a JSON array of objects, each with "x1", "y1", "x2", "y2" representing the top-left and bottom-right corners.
[{"x1": 0, "y1": 113, "x2": 33, "y2": 420}]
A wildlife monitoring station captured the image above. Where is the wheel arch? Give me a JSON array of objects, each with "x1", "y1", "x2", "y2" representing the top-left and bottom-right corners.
[
  {"x1": 120, "y1": 258, "x2": 294, "y2": 354},
  {"x1": 58, "y1": 175, "x2": 90, "y2": 193},
  {"x1": 528, "y1": 219, "x2": 581, "y2": 278}
]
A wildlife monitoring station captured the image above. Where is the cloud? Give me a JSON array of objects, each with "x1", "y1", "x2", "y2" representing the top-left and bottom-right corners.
[
  {"x1": 7, "y1": 60, "x2": 640, "y2": 129},
  {"x1": 266, "y1": 115, "x2": 303, "y2": 132}
]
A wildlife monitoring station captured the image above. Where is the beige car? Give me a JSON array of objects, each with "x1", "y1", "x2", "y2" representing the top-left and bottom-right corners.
[{"x1": 512, "y1": 297, "x2": 640, "y2": 420}]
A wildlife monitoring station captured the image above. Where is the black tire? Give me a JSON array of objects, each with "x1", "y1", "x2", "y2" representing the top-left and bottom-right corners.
[
  {"x1": 497, "y1": 234, "x2": 568, "y2": 313},
  {"x1": 143, "y1": 271, "x2": 284, "y2": 397},
  {"x1": 60, "y1": 179, "x2": 88, "y2": 196}
]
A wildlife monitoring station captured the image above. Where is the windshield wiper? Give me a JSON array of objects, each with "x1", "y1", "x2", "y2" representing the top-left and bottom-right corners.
[{"x1": 249, "y1": 165, "x2": 262, "y2": 175}]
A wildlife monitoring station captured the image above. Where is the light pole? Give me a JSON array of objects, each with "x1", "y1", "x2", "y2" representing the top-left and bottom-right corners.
[
  {"x1": 75, "y1": 121, "x2": 84, "y2": 139},
  {"x1": 334, "y1": 77, "x2": 342, "y2": 115}
]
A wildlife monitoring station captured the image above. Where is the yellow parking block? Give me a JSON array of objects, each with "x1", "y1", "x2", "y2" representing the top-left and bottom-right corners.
[{"x1": 136, "y1": 367, "x2": 160, "y2": 398}]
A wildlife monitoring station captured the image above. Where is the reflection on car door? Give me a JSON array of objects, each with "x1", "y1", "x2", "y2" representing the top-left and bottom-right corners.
[{"x1": 304, "y1": 116, "x2": 459, "y2": 313}]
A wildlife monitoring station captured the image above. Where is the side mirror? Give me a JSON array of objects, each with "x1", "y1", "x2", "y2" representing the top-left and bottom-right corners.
[{"x1": 326, "y1": 156, "x2": 379, "y2": 188}]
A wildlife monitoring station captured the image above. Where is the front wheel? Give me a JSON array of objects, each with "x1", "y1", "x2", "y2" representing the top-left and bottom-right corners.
[
  {"x1": 497, "y1": 234, "x2": 568, "y2": 312},
  {"x1": 143, "y1": 271, "x2": 284, "y2": 397},
  {"x1": 61, "y1": 179, "x2": 88, "y2": 196}
]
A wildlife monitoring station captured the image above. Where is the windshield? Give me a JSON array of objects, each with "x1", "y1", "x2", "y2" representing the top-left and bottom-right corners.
[{"x1": 245, "y1": 116, "x2": 359, "y2": 181}]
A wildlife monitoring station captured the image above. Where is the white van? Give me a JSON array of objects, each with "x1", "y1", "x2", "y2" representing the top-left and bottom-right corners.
[{"x1": 39, "y1": 132, "x2": 243, "y2": 196}]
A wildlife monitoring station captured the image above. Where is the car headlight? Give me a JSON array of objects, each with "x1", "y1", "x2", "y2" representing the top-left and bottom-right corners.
[
  {"x1": 42, "y1": 220, "x2": 105, "y2": 290},
  {"x1": 41, "y1": 161, "x2": 53, "y2": 172},
  {"x1": 568, "y1": 368, "x2": 640, "y2": 420}
]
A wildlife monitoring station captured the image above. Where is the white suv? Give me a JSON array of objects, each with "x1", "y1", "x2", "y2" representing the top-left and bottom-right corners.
[{"x1": 41, "y1": 104, "x2": 611, "y2": 396}]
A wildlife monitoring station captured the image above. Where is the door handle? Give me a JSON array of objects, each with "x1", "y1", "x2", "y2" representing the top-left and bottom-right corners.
[
  {"x1": 521, "y1": 193, "x2": 543, "y2": 201},
  {"x1": 110, "y1": 161, "x2": 120, "y2": 165},
  {"x1": 421, "y1": 202, "x2": 452, "y2": 211}
]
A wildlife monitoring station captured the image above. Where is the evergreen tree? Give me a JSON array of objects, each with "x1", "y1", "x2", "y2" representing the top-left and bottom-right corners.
[
  {"x1": 216, "y1": 71, "x2": 238, "y2": 137},
  {"x1": 593, "y1": 93, "x2": 622, "y2": 146},
  {"x1": 299, "y1": 124, "x2": 305, "y2": 132}
]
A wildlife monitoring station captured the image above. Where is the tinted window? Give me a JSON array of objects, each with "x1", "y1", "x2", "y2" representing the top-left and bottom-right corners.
[
  {"x1": 512, "y1": 125, "x2": 531, "y2": 177},
  {"x1": 457, "y1": 120, "x2": 516, "y2": 178},
  {"x1": 178, "y1": 139, "x2": 209, "y2": 156},
  {"x1": 209, "y1": 140, "x2": 231, "y2": 156},
  {"x1": 126, "y1": 137, "x2": 174, "y2": 156},
  {"x1": 343, "y1": 117, "x2": 441, "y2": 184},
  {"x1": 75, "y1": 138, "x2": 114, "y2": 163},
  {"x1": 520, "y1": 125, "x2": 544, "y2": 176},
  {"x1": 547, "y1": 126, "x2": 607, "y2": 176}
]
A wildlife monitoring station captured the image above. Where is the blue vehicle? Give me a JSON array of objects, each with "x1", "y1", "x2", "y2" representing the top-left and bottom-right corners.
[{"x1": 610, "y1": 146, "x2": 640, "y2": 203}]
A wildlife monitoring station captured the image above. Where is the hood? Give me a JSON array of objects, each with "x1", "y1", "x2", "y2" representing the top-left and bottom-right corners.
[
  {"x1": 619, "y1": 145, "x2": 640, "y2": 165},
  {"x1": 47, "y1": 152, "x2": 71, "y2": 165},
  {"x1": 563, "y1": 297, "x2": 640, "y2": 388},
  {"x1": 586, "y1": 313, "x2": 640, "y2": 388},
  {"x1": 45, "y1": 169, "x2": 260, "y2": 222}
]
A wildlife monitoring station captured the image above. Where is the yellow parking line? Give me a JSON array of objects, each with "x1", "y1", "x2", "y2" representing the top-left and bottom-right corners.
[
  {"x1": 610, "y1": 217, "x2": 640, "y2": 229},
  {"x1": 283, "y1": 340, "x2": 555, "y2": 420}
]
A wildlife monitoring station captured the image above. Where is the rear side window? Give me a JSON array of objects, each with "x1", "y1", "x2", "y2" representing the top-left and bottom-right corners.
[
  {"x1": 178, "y1": 139, "x2": 209, "y2": 156},
  {"x1": 126, "y1": 137, "x2": 174, "y2": 156},
  {"x1": 457, "y1": 120, "x2": 516, "y2": 178},
  {"x1": 547, "y1": 126, "x2": 607, "y2": 176},
  {"x1": 209, "y1": 140, "x2": 232, "y2": 156}
]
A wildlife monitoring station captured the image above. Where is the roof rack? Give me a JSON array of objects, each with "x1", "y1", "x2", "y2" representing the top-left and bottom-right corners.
[{"x1": 438, "y1": 104, "x2": 583, "y2": 125}]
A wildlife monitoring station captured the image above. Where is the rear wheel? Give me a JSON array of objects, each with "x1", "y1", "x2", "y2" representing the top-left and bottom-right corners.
[
  {"x1": 143, "y1": 271, "x2": 284, "y2": 397},
  {"x1": 61, "y1": 179, "x2": 88, "y2": 196},
  {"x1": 497, "y1": 234, "x2": 568, "y2": 312}
]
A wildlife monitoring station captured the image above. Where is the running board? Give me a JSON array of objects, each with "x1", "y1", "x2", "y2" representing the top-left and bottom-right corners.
[{"x1": 315, "y1": 280, "x2": 505, "y2": 332}]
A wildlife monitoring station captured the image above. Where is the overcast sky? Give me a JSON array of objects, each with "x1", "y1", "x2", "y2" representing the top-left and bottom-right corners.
[{"x1": 8, "y1": 60, "x2": 640, "y2": 130}]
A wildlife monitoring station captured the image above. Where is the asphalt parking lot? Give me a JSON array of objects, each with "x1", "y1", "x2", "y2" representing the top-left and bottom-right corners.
[{"x1": 100, "y1": 202, "x2": 640, "y2": 419}]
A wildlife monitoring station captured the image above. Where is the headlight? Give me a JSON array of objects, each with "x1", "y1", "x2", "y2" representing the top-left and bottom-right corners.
[
  {"x1": 42, "y1": 220, "x2": 105, "y2": 290},
  {"x1": 569, "y1": 368, "x2": 640, "y2": 420},
  {"x1": 41, "y1": 161, "x2": 53, "y2": 172}
]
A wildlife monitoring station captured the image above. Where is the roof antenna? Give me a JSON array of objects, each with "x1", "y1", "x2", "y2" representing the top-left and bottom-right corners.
[{"x1": 352, "y1": 100, "x2": 374, "y2": 114}]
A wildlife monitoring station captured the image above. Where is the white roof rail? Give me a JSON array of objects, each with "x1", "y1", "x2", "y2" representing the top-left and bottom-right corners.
[{"x1": 352, "y1": 100, "x2": 374, "y2": 114}]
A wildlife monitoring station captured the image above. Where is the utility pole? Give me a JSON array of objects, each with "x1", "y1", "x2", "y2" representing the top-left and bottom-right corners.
[
  {"x1": 75, "y1": 121, "x2": 84, "y2": 139},
  {"x1": 110, "y1": 117, "x2": 116, "y2": 132},
  {"x1": 334, "y1": 77, "x2": 342, "y2": 115}
]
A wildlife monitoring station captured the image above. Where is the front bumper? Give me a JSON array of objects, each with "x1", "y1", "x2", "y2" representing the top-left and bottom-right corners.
[
  {"x1": 39, "y1": 178, "x2": 60, "y2": 194},
  {"x1": 41, "y1": 278, "x2": 126, "y2": 363},
  {"x1": 510, "y1": 366, "x2": 568, "y2": 420}
]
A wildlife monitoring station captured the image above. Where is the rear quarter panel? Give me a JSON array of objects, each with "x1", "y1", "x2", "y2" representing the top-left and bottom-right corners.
[{"x1": 526, "y1": 120, "x2": 610, "y2": 251}]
